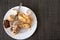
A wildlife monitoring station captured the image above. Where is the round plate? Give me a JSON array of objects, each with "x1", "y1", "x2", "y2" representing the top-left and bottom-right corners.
[{"x1": 3, "y1": 6, "x2": 37, "y2": 39}]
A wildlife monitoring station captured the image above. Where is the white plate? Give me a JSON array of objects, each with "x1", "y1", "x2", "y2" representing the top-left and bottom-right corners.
[{"x1": 3, "y1": 6, "x2": 37, "y2": 40}]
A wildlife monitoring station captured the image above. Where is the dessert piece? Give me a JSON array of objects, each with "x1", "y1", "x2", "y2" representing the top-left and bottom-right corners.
[
  {"x1": 8, "y1": 15, "x2": 15, "y2": 22},
  {"x1": 23, "y1": 14, "x2": 32, "y2": 24},
  {"x1": 10, "y1": 25, "x2": 21, "y2": 34},
  {"x1": 18, "y1": 13, "x2": 26, "y2": 23},
  {"x1": 23, "y1": 23, "x2": 31, "y2": 28},
  {"x1": 4, "y1": 20, "x2": 10, "y2": 28},
  {"x1": 26, "y1": 16, "x2": 32, "y2": 24},
  {"x1": 19, "y1": 23, "x2": 31, "y2": 29}
]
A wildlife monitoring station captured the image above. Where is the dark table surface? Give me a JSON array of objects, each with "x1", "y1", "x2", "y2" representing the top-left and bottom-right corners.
[{"x1": 0, "y1": 0, "x2": 60, "y2": 40}]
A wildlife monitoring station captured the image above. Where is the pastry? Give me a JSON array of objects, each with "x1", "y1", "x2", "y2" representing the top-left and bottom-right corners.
[{"x1": 4, "y1": 20, "x2": 10, "y2": 28}]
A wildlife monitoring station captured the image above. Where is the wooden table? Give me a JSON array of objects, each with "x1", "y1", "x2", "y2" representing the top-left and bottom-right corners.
[{"x1": 0, "y1": 0, "x2": 60, "y2": 40}]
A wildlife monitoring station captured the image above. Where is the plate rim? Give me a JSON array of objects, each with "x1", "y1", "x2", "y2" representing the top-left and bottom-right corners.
[{"x1": 3, "y1": 6, "x2": 37, "y2": 39}]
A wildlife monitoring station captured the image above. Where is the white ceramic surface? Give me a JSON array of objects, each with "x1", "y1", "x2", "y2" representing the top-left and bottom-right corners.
[{"x1": 3, "y1": 6, "x2": 37, "y2": 40}]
